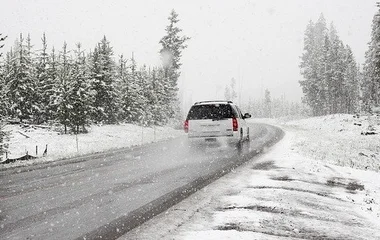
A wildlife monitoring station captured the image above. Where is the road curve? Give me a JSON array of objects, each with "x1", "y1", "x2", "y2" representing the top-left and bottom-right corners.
[{"x1": 0, "y1": 123, "x2": 283, "y2": 240}]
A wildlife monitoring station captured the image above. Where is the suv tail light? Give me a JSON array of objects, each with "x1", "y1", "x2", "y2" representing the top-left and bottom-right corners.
[
  {"x1": 232, "y1": 117, "x2": 238, "y2": 131},
  {"x1": 184, "y1": 120, "x2": 189, "y2": 133}
]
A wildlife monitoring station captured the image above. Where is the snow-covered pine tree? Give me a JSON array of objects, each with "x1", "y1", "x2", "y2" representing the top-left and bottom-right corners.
[
  {"x1": 118, "y1": 55, "x2": 168, "y2": 125},
  {"x1": 300, "y1": 20, "x2": 321, "y2": 116},
  {"x1": 223, "y1": 78, "x2": 237, "y2": 102},
  {"x1": 264, "y1": 89, "x2": 272, "y2": 118},
  {"x1": 89, "y1": 36, "x2": 119, "y2": 124},
  {"x1": 0, "y1": 65, "x2": 4, "y2": 114},
  {"x1": 321, "y1": 33, "x2": 333, "y2": 114},
  {"x1": 155, "y1": 67, "x2": 173, "y2": 124},
  {"x1": 137, "y1": 65, "x2": 151, "y2": 125},
  {"x1": 358, "y1": 66, "x2": 365, "y2": 111},
  {"x1": 300, "y1": 15, "x2": 360, "y2": 116},
  {"x1": 6, "y1": 34, "x2": 38, "y2": 122},
  {"x1": 53, "y1": 42, "x2": 72, "y2": 134},
  {"x1": 0, "y1": 49, "x2": 14, "y2": 118},
  {"x1": 46, "y1": 47, "x2": 59, "y2": 121},
  {"x1": 141, "y1": 66, "x2": 154, "y2": 126},
  {"x1": 230, "y1": 78, "x2": 238, "y2": 102},
  {"x1": 159, "y1": 10, "x2": 190, "y2": 121},
  {"x1": 244, "y1": 96, "x2": 304, "y2": 119},
  {"x1": 123, "y1": 54, "x2": 145, "y2": 124},
  {"x1": 35, "y1": 33, "x2": 55, "y2": 123},
  {"x1": 160, "y1": 10, "x2": 190, "y2": 75},
  {"x1": 0, "y1": 53, "x2": 7, "y2": 117},
  {"x1": 68, "y1": 43, "x2": 93, "y2": 133},
  {"x1": 25, "y1": 34, "x2": 40, "y2": 122},
  {"x1": 224, "y1": 86, "x2": 231, "y2": 101},
  {"x1": 343, "y1": 46, "x2": 360, "y2": 113},
  {"x1": 329, "y1": 24, "x2": 348, "y2": 114},
  {"x1": 0, "y1": 58, "x2": 8, "y2": 149},
  {"x1": 313, "y1": 15, "x2": 329, "y2": 115},
  {"x1": 0, "y1": 33, "x2": 9, "y2": 161},
  {"x1": 116, "y1": 54, "x2": 130, "y2": 122},
  {"x1": 149, "y1": 67, "x2": 166, "y2": 125},
  {"x1": 363, "y1": 3, "x2": 380, "y2": 109}
]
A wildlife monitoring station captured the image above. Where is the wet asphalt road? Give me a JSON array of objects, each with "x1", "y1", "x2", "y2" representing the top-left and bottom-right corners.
[{"x1": 0, "y1": 123, "x2": 283, "y2": 240}]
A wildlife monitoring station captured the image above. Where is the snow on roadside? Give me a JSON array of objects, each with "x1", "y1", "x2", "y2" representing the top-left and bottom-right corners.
[
  {"x1": 284, "y1": 114, "x2": 380, "y2": 172},
  {"x1": 1, "y1": 123, "x2": 184, "y2": 169}
]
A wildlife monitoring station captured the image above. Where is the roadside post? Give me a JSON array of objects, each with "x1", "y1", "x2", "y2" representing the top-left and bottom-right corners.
[
  {"x1": 76, "y1": 132, "x2": 79, "y2": 153},
  {"x1": 141, "y1": 115, "x2": 144, "y2": 145}
]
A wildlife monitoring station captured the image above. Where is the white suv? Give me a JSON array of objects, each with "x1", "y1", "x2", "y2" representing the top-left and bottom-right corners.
[{"x1": 184, "y1": 101, "x2": 251, "y2": 147}]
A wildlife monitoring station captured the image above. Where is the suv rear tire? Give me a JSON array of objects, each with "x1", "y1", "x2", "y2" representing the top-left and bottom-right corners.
[
  {"x1": 247, "y1": 127, "x2": 250, "y2": 141},
  {"x1": 236, "y1": 129, "x2": 243, "y2": 149}
]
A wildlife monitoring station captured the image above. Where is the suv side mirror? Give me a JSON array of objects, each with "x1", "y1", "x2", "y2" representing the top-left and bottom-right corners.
[{"x1": 243, "y1": 113, "x2": 251, "y2": 119}]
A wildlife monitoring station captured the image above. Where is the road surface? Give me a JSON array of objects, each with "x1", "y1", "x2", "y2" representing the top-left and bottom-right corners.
[{"x1": 0, "y1": 123, "x2": 282, "y2": 240}]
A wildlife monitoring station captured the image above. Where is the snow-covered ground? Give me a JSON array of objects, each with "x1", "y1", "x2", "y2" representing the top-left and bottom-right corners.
[
  {"x1": 122, "y1": 114, "x2": 380, "y2": 239},
  {"x1": 285, "y1": 114, "x2": 380, "y2": 172},
  {"x1": 2, "y1": 114, "x2": 380, "y2": 239},
  {"x1": 0, "y1": 123, "x2": 183, "y2": 169}
]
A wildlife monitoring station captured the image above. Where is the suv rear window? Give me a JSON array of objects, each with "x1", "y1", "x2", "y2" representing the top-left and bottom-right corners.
[{"x1": 187, "y1": 104, "x2": 235, "y2": 120}]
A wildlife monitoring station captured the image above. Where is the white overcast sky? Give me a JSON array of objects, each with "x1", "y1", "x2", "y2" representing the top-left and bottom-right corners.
[{"x1": 0, "y1": 0, "x2": 377, "y2": 109}]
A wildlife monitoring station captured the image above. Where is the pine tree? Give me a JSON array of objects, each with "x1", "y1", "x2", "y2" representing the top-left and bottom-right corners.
[
  {"x1": 0, "y1": 63, "x2": 4, "y2": 115},
  {"x1": 46, "y1": 47, "x2": 59, "y2": 120},
  {"x1": 155, "y1": 67, "x2": 172, "y2": 124},
  {"x1": 363, "y1": 3, "x2": 380, "y2": 109},
  {"x1": 343, "y1": 46, "x2": 360, "y2": 113},
  {"x1": 6, "y1": 34, "x2": 38, "y2": 122},
  {"x1": 53, "y1": 42, "x2": 72, "y2": 133},
  {"x1": 321, "y1": 34, "x2": 332, "y2": 114},
  {"x1": 313, "y1": 14, "x2": 329, "y2": 115},
  {"x1": 149, "y1": 67, "x2": 166, "y2": 125},
  {"x1": 159, "y1": 10, "x2": 190, "y2": 120},
  {"x1": 138, "y1": 65, "x2": 152, "y2": 125},
  {"x1": 0, "y1": 50, "x2": 13, "y2": 117},
  {"x1": 223, "y1": 78, "x2": 237, "y2": 102},
  {"x1": 230, "y1": 78, "x2": 237, "y2": 102},
  {"x1": 300, "y1": 15, "x2": 360, "y2": 115},
  {"x1": 264, "y1": 89, "x2": 272, "y2": 118},
  {"x1": 89, "y1": 36, "x2": 119, "y2": 124},
  {"x1": 68, "y1": 43, "x2": 93, "y2": 133},
  {"x1": 358, "y1": 66, "x2": 365, "y2": 111},
  {"x1": 300, "y1": 20, "x2": 323, "y2": 116},
  {"x1": 244, "y1": 96, "x2": 304, "y2": 118},
  {"x1": 160, "y1": 10, "x2": 190, "y2": 74},
  {"x1": 35, "y1": 33, "x2": 55, "y2": 123},
  {"x1": 224, "y1": 86, "x2": 231, "y2": 100},
  {"x1": 0, "y1": 33, "x2": 9, "y2": 161},
  {"x1": 122, "y1": 55, "x2": 145, "y2": 123},
  {"x1": 25, "y1": 34, "x2": 40, "y2": 121},
  {"x1": 116, "y1": 54, "x2": 130, "y2": 121},
  {"x1": 329, "y1": 24, "x2": 348, "y2": 113},
  {"x1": 0, "y1": 54, "x2": 7, "y2": 117}
]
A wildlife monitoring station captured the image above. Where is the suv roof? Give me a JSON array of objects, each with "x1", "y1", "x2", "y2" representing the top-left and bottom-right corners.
[{"x1": 194, "y1": 100, "x2": 234, "y2": 105}]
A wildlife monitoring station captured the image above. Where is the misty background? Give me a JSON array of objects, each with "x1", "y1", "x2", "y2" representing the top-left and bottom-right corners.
[{"x1": 0, "y1": 0, "x2": 376, "y2": 113}]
